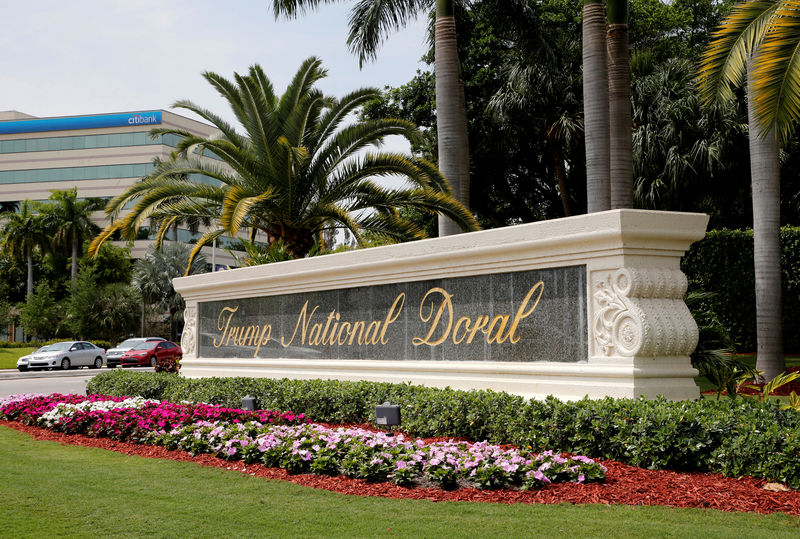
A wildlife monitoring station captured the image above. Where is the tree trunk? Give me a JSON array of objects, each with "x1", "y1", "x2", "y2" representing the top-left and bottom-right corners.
[
  {"x1": 26, "y1": 253, "x2": 33, "y2": 298},
  {"x1": 583, "y1": 0, "x2": 610, "y2": 213},
  {"x1": 748, "y1": 54, "x2": 785, "y2": 381},
  {"x1": 607, "y1": 1, "x2": 633, "y2": 209},
  {"x1": 435, "y1": 0, "x2": 471, "y2": 236},
  {"x1": 71, "y1": 233, "x2": 78, "y2": 282}
]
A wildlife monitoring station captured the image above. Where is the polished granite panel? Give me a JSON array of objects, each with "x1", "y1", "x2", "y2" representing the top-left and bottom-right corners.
[{"x1": 198, "y1": 265, "x2": 587, "y2": 362}]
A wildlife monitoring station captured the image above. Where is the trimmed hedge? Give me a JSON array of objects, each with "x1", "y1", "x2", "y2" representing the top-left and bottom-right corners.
[
  {"x1": 87, "y1": 371, "x2": 800, "y2": 489},
  {"x1": 0, "y1": 339, "x2": 113, "y2": 350},
  {"x1": 681, "y1": 227, "x2": 800, "y2": 352}
]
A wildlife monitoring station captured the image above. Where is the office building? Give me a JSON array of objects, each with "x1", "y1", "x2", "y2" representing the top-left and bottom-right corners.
[{"x1": 0, "y1": 109, "x2": 237, "y2": 266}]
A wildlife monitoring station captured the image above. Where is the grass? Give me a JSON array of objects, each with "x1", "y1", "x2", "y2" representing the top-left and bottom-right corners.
[
  {"x1": 0, "y1": 347, "x2": 35, "y2": 370},
  {"x1": 1, "y1": 426, "x2": 799, "y2": 538}
]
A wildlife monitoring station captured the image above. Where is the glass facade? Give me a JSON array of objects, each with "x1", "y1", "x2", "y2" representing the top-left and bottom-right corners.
[
  {"x1": 0, "y1": 163, "x2": 155, "y2": 184},
  {"x1": 0, "y1": 132, "x2": 181, "y2": 154}
]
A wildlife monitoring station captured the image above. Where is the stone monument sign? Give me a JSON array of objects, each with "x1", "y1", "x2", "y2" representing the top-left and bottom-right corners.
[{"x1": 174, "y1": 209, "x2": 708, "y2": 401}]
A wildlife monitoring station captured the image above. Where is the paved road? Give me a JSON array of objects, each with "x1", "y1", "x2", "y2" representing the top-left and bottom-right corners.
[{"x1": 0, "y1": 367, "x2": 155, "y2": 398}]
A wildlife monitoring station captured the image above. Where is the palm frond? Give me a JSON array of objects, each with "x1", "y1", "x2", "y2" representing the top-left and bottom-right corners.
[
  {"x1": 752, "y1": 2, "x2": 800, "y2": 138},
  {"x1": 698, "y1": 0, "x2": 779, "y2": 104},
  {"x1": 346, "y1": 0, "x2": 433, "y2": 67}
]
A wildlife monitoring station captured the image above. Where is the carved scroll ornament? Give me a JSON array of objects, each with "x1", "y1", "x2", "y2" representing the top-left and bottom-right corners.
[{"x1": 592, "y1": 268, "x2": 698, "y2": 358}]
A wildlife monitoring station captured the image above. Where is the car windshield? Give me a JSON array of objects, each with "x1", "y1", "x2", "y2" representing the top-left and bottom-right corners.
[
  {"x1": 35, "y1": 346, "x2": 50, "y2": 353},
  {"x1": 131, "y1": 342, "x2": 159, "y2": 351},
  {"x1": 117, "y1": 339, "x2": 144, "y2": 348},
  {"x1": 46, "y1": 342, "x2": 73, "y2": 352}
]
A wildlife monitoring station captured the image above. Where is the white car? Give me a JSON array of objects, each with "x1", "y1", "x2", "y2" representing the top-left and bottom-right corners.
[
  {"x1": 105, "y1": 337, "x2": 165, "y2": 368},
  {"x1": 17, "y1": 341, "x2": 106, "y2": 371}
]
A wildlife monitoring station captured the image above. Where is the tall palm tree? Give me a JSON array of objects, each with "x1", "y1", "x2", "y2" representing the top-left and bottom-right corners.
[
  {"x1": 698, "y1": 0, "x2": 787, "y2": 380},
  {"x1": 90, "y1": 58, "x2": 478, "y2": 270},
  {"x1": 38, "y1": 188, "x2": 105, "y2": 283},
  {"x1": 607, "y1": 0, "x2": 633, "y2": 209},
  {"x1": 272, "y1": 1, "x2": 472, "y2": 236},
  {"x1": 583, "y1": 0, "x2": 611, "y2": 212},
  {"x1": 0, "y1": 201, "x2": 49, "y2": 298}
]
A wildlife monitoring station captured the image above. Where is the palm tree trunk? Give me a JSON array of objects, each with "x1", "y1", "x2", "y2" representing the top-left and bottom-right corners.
[
  {"x1": 26, "y1": 253, "x2": 33, "y2": 298},
  {"x1": 435, "y1": 0, "x2": 471, "y2": 237},
  {"x1": 747, "y1": 54, "x2": 785, "y2": 381},
  {"x1": 607, "y1": 0, "x2": 633, "y2": 209},
  {"x1": 583, "y1": 0, "x2": 610, "y2": 213},
  {"x1": 71, "y1": 233, "x2": 79, "y2": 282}
]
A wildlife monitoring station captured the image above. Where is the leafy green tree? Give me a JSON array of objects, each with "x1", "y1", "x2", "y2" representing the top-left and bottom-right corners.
[
  {"x1": 18, "y1": 281, "x2": 64, "y2": 341},
  {"x1": 632, "y1": 57, "x2": 751, "y2": 222},
  {"x1": 272, "y1": 1, "x2": 472, "y2": 236},
  {"x1": 78, "y1": 242, "x2": 133, "y2": 286},
  {"x1": 90, "y1": 58, "x2": 477, "y2": 268},
  {"x1": 132, "y1": 243, "x2": 208, "y2": 341},
  {"x1": 38, "y1": 188, "x2": 105, "y2": 283},
  {"x1": 0, "y1": 201, "x2": 50, "y2": 298}
]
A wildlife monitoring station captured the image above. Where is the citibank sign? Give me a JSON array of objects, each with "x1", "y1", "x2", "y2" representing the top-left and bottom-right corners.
[
  {"x1": 0, "y1": 111, "x2": 163, "y2": 135},
  {"x1": 127, "y1": 113, "x2": 160, "y2": 125}
]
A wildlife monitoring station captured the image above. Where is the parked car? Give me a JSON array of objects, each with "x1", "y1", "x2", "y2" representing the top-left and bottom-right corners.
[
  {"x1": 120, "y1": 340, "x2": 182, "y2": 368},
  {"x1": 16, "y1": 345, "x2": 50, "y2": 372},
  {"x1": 17, "y1": 341, "x2": 106, "y2": 371},
  {"x1": 106, "y1": 337, "x2": 166, "y2": 368}
]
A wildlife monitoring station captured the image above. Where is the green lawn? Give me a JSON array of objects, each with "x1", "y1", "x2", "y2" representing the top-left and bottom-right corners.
[
  {"x1": 0, "y1": 347, "x2": 35, "y2": 370},
  {"x1": 1, "y1": 426, "x2": 798, "y2": 538}
]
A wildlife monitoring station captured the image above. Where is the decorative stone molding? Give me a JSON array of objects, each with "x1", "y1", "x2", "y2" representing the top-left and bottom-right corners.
[
  {"x1": 592, "y1": 268, "x2": 698, "y2": 359},
  {"x1": 181, "y1": 304, "x2": 197, "y2": 359},
  {"x1": 173, "y1": 210, "x2": 709, "y2": 401}
]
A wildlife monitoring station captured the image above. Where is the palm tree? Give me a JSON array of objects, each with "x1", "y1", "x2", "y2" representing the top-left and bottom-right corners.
[
  {"x1": 607, "y1": 0, "x2": 633, "y2": 209},
  {"x1": 38, "y1": 188, "x2": 105, "y2": 283},
  {"x1": 89, "y1": 58, "x2": 478, "y2": 270},
  {"x1": 0, "y1": 201, "x2": 49, "y2": 298},
  {"x1": 272, "y1": 1, "x2": 472, "y2": 236},
  {"x1": 698, "y1": 0, "x2": 787, "y2": 380},
  {"x1": 583, "y1": 0, "x2": 611, "y2": 212},
  {"x1": 132, "y1": 243, "x2": 208, "y2": 341}
]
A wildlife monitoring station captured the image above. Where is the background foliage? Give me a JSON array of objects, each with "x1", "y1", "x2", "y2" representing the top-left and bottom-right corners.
[{"x1": 682, "y1": 227, "x2": 800, "y2": 352}]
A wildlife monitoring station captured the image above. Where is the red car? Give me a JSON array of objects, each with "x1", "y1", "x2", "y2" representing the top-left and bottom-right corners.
[{"x1": 120, "y1": 340, "x2": 182, "y2": 368}]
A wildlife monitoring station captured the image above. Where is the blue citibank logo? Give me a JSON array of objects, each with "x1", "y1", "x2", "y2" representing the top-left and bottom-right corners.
[{"x1": 0, "y1": 111, "x2": 162, "y2": 135}]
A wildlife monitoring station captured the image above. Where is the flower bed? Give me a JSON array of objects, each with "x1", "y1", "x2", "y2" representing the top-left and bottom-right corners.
[{"x1": 0, "y1": 393, "x2": 605, "y2": 491}]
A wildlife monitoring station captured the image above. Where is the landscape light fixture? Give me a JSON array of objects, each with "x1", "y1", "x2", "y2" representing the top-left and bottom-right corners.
[
  {"x1": 375, "y1": 402, "x2": 401, "y2": 433},
  {"x1": 241, "y1": 395, "x2": 257, "y2": 411}
]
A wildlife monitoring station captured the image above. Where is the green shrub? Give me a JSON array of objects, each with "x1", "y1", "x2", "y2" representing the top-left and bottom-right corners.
[
  {"x1": 87, "y1": 371, "x2": 800, "y2": 488},
  {"x1": 0, "y1": 338, "x2": 112, "y2": 350},
  {"x1": 682, "y1": 227, "x2": 800, "y2": 352}
]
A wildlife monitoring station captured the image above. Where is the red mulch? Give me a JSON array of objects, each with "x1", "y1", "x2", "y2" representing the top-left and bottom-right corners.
[
  {"x1": 2, "y1": 420, "x2": 799, "y2": 516},
  {"x1": 701, "y1": 366, "x2": 800, "y2": 397}
]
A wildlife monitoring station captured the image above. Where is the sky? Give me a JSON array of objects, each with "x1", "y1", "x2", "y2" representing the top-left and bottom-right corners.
[{"x1": 1, "y1": 0, "x2": 430, "y2": 151}]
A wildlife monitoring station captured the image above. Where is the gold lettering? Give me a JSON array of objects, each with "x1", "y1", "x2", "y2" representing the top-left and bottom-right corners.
[
  {"x1": 308, "y1": 322, "x2": 323, "y2": 345},
  {"x1": 378, "y1": 293, "x2": 405, "y2": 344},
  {"x1": 253, "y1": 324, "x2": 272, "y2": 357},
  {"x1": 507, "y1": 282, "x2": 544, "y2": 343},
  {"x1": 465, "y1": 315, "x2": 490, "y2": 343},
  {"x1": 412, "y1": 287, "x2": 454, "y2": 346},
  {"x1": 364, "y1": 321, "x2": 382, "y2": 345},
  {"x1": 349, "y1": 320, "x2": 366, "y2": 345},
  {"x1": 281, "y1": 301, "x2": 319, "y2": 347},
  {"x1": 225, "y1": 326, "x2": 239, "y2": 347},
  {"x1": 483, "y1": 315, "x2": 511, "y2": 344},
  {"x1": 336, "y1": 321, "x2": 351, "y2": 345},
  {"x1": 213, "y1": 306, "x2": 238, "y2": 348},
  {"x1": 320, "y1": 311, "x2": 337, "y2": 345},
  {"x1": 451, "y1": 316, "x2": 471, "y2": 344}
]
